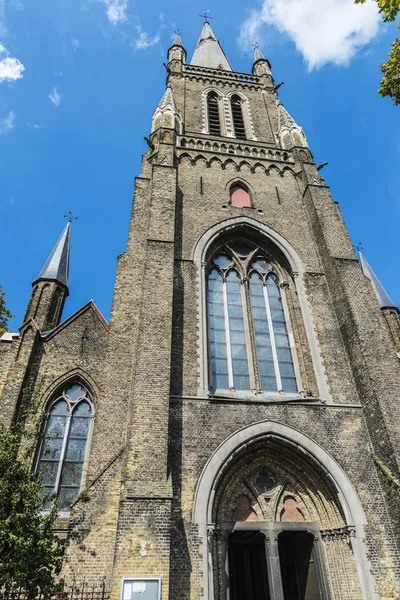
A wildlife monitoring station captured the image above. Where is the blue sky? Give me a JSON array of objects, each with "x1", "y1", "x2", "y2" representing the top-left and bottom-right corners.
[{"x1": 0, "y1": 0, "x2": 399, "y2": 331}]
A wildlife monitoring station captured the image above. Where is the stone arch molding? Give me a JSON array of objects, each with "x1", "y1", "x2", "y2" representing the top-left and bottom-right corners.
[
  {"x1": 40, "y1": 367, "x2": 99, "y2": 411},
  {"x1": 193, "y1": 216, "x2": 332, "y2": 402},
  {"x1": 193, "y1": 420, "x2": 376, "y2": 600},
  {"x1": 201, "y1": 87, "x2": 256, "y2": 140}
]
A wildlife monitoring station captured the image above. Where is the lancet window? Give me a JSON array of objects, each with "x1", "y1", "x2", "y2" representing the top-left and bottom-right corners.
[
  {"x1": 207, "y1": 243, "x2": 297, "y2": 394},
  {"x1": 207, "y1": 92, "x2": 221, "y2": 135},
  {"x1": 36, "y1": 382, "x2": 93, "y2": 511},
  {"x1": 230, "y1": 95, "x2": 246, "y2": 139}
]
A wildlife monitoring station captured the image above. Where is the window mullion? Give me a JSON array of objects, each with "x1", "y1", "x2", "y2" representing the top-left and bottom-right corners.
[
  {"x1": 222, "y1": 277, "x2": 234, "y2": 389},
  {"x1": 263, "y1": 282, "x2": 283, "y2": 391},
  {"x1": 242, "y1": 278, "x2": 260, "y2": 390},
  {"x1": 55, "y1": 414, "x2": 71, "y2": 495}
]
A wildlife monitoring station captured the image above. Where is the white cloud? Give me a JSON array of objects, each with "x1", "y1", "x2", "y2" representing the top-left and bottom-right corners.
[
  {"x1": 0, "y1": 43, "x2": 25, "y2": 83},
  {"x1": 239, "y1": 0, "x2": 381, "y2": 70},
  {"x1": 0, "y1": 110, "x2": 16, "y2": 134},
  {"x1": 72, "y1": 38, "x2": 80, "y2": 50},
  {"x1": 133, "y1": 27, "x2": 160, "y2": 50},
  {"x1": 49, "y1": 87, "x2": 61, "y2": 106},
  {"x1": 98, "y1": 0, "x2": 128, "y2": 25}
]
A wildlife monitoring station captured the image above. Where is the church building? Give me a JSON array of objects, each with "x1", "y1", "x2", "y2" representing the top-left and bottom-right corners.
[{"x1": 1, "y1": 20, "x2": 400, "y2": 600}]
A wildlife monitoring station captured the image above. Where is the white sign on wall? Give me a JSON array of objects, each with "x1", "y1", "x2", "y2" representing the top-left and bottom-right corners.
[{"x1": 121, "y1": 578, "x2": 161, "y2": 600}]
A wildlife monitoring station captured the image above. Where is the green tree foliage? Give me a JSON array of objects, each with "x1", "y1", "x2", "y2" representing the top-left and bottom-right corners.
[
  {"x1": 0, "y1": 422, "x2": 65, "y2": 598},
  {"x1": 355, "y1": 0, "x2": 400, "y2": 105},
  {"x1": 0, "y1": 287, "x2": 13, "y2": 337}
]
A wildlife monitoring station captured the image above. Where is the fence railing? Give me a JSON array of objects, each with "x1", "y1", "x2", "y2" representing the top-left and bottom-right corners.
[{"x1": 3, "y1": 581, "x2": 111, "y2": 600}]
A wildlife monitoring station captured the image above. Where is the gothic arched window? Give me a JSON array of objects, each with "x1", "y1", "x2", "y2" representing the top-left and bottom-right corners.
[
  {"x1": 230, "y1": 183, "x2": 252, "y2": 208},
  {"x1": 230, "y1": 95, "x2": 246, "y2": 139},
  {"x1": 207, "y1": 245, "x2": 297, "y2": 393},
  {"x1": 207, "y1": 92, "x2": 221, "y2": 135},
  {"x1": 36, "y1": 382, "x2": 93, "y2": 511}
]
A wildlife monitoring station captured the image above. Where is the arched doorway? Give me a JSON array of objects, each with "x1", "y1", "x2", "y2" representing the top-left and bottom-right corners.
[{"x1": 193, "y1": 422, "x2": 375, "y2": 600}]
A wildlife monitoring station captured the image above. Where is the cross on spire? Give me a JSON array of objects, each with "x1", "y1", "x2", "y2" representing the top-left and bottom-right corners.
[
  {"x1": 199, "y1": 10, "x2": 213, "y2": 22},
  {"x1": 252, "y1": 42, "x2": 259, "y2": 50},
  {"x1": 64, "y1": 212, "x2": 78, "y2": 223}
]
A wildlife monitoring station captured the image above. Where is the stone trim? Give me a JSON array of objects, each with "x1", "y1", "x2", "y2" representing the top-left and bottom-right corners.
[
  {"x1": 192, "y1": 216, "x2": 333, "y2": 403},
  {"x1": 192, "y1": 420, "x2": 376, "y2": 600}
]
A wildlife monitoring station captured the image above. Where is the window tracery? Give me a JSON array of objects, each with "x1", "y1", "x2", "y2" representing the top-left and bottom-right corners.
[
  {"x1": 207, "y1": 243, "x2": 297, "y2": 394},
  {"x1": 36, "y1": 382, "x2": 93, "y2": 511}
]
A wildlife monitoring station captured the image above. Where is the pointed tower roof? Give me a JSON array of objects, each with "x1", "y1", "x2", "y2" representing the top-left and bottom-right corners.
[
  {"x1": 171, "y1": 32, "x2": 183, "y2": 47},
  {"x1": 253, "y1": 46, "x2": 265, "y2": 63},
  {"x1": 190, "y1": 22, "x2": 232, "y2": 71},
  {"x1": 359, "y1": 252, "x2": 397, "y2": 309},
  {"x1": 33, "y1": 222, "x2": 70, "y2": 288}
]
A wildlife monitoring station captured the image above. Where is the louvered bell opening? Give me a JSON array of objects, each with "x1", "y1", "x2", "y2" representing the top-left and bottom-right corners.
[
  {"x1": 208, "y1": 94, "x2": 221, "y2": 136},
  {"x1": 231, "y1": 97, "x2": 246, "y2": 139}
]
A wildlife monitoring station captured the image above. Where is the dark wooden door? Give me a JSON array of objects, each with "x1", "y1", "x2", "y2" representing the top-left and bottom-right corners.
[{"x1": 228, "y1": 533, "x2": 271, "y2": 600}]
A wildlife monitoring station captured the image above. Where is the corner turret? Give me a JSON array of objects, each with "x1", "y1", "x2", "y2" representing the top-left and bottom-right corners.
[
  {"x1": 359, "y1": 251, "x2": 400, "y2": 352},
  {"x1": 167, "y1": 32, "x2": 187, "y2": 76},
  {"x1": 252, "y1": 45, "x2": 273, "y2": 83},
  {"x1": 24, "y1": 221, "x2": 71, "y2": 331}
]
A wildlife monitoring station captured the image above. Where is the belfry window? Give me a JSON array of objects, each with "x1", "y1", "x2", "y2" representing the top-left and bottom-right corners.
[
  {"x1": 207, "y1": 92, "x2": 221, "y2": 135},
  {"x1": 36, "y1": 383, "x2": 93, "y2": 511},
  {"x1": 207, "y1": 244, "x2": 297, "y2": 393},
  {"x1": 231, "y1": 95, "x2": 246, "y2": 139}
]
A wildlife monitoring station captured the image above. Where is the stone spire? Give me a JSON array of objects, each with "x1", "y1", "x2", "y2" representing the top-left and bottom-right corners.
[
  {"x1": 33, "y1": 221, "x2": 70, "y2": 288},
  {"x1": 190, "y1": 22, "x2": 232, "y2": 71},
  {"x1": 277, "y1": 101, "x2": 307, "y2": 149},
  {"x1": 359, "y1": 252, "x2": 398, "y2": 309},
  {"x1": 171, "y1": 32, "x2": 183, "y2": 47},
  {"x1": 151, "y1": 84, "x2": 182, "y2": 134},
  {"x1": 254, "y1": 46, "x2": 264, "y2": 62}
]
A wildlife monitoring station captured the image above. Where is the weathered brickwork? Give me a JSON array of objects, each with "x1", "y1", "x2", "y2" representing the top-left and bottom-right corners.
[{"x1": 1, "y1": 24, "x2": 400, "y2": 600}]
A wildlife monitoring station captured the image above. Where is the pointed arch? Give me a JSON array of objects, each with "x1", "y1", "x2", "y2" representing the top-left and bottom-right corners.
[
  {"x1": 226, "y1": 90, "x2": 256, "y2": 141},
  {"x1": 35, "y1": 377, "x2": 95, "y2": 513},
  {"x1": 192, "y1": 421, "x2": 376, "y2": 600},
  {"x1": 202, "y1": 88, "x2": 224, "y2": 136},
  {"x1": 193, "y1": 216, "x2": 332, "y2": 403}
]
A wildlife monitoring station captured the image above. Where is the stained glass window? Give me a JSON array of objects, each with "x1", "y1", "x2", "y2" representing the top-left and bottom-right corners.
[
  {"x1": 36, "y1": 383, "x2": 93, "y2": 511},
  {"x1": 207, "y1": 245, "x2": 298, "y2": 394}
]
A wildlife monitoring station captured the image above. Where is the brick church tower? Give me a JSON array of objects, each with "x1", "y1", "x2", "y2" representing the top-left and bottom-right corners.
[{"x1": 1, "y1": 21, "x2": 400, "y2": 600}]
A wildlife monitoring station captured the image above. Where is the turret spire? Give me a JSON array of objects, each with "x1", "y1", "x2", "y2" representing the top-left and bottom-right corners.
[
  {"x1": 33, "y1": 221, "x2": 70, "y2": 288},
  {"x1": 171, "y1": 32, "x2": 183, "y2": 47},
  {"x1": 359, "y1": 252, "x2": 397, "y2": 310},
  {"x1": 253, "y1": 45, "x2": 265, "y2": 63},
  {"x1": 190, "y1": 21, "x2": 232, "y2": 71}
]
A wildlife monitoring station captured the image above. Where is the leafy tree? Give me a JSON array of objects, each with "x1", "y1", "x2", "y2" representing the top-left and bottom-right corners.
[
  {"x1": 0, "y1": 287, "x2": 13, "y2": 337},
  {"x1": 0, "y1": 420, "x2": 65, "y2": 598},
  {"x1": 355, "y1": 0, "x2": 400, "y2": 105}
]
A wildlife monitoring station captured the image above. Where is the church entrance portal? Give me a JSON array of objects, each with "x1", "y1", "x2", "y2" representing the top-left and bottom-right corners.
[{"x1": 227, "y1": 528, "x2": 322, "y2": 600}]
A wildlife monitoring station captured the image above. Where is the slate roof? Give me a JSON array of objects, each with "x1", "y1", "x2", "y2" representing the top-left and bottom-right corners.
[
  {"x1": 359, "y1": 251, "x2": 397, "y2": 309},
  {"x1": 190, "y1": 22, "x2": 232, "y2": 71},
  {"x1": 33, "y1": 221, "x2": 70, "y2": 288}
]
